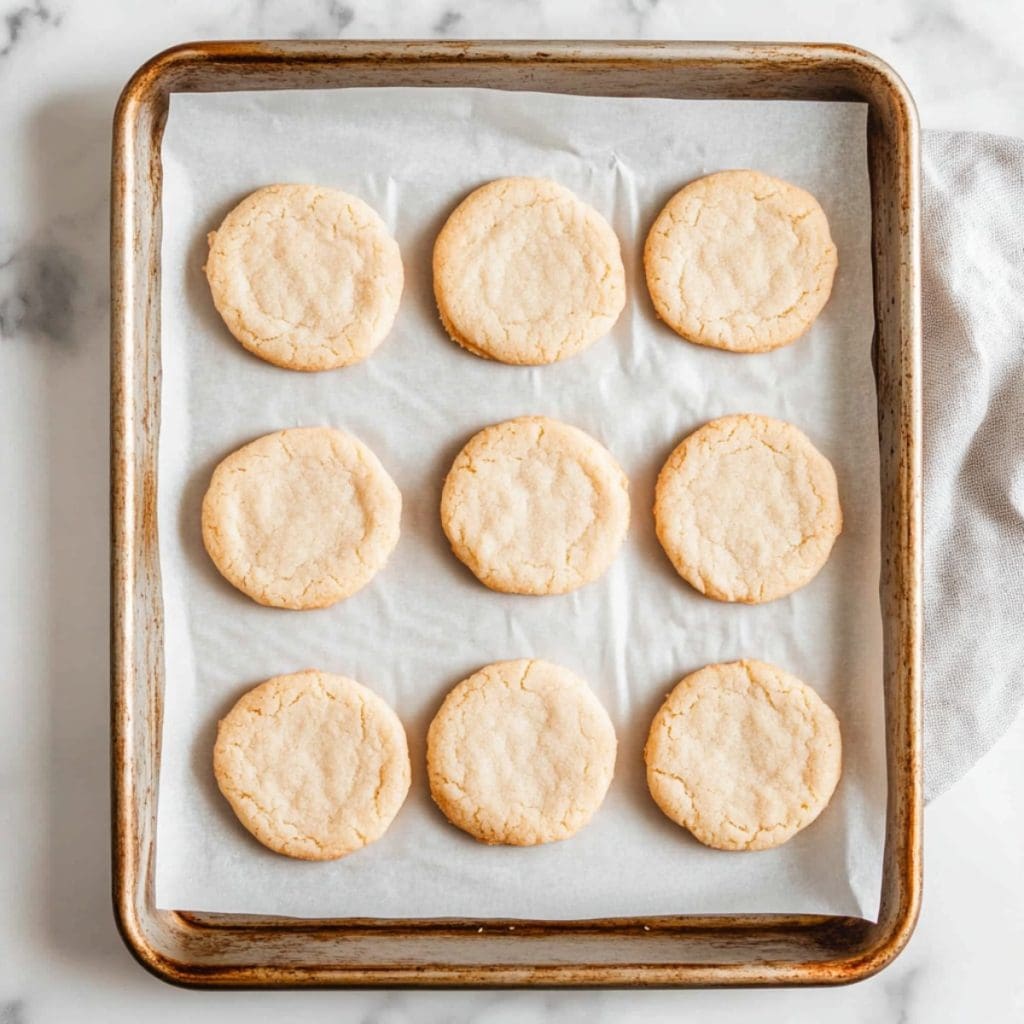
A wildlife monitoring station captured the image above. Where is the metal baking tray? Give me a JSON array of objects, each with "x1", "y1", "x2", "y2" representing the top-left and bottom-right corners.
[{"x1": 111, "y1": 39, "x2": 921, "y2": 988}]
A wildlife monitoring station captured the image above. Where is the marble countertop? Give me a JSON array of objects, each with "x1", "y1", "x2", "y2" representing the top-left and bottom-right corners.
[{"x1": 2, "y1": 1, "x2": 1023, "y2": 1020}]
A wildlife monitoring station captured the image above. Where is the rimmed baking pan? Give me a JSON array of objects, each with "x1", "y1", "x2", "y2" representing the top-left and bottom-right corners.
[{"x1": 111, "y1": 39, "x2": 921, "y2": 987}]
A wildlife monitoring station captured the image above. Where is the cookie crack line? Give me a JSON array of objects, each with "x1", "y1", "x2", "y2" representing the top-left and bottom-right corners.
[{"x1": 649, "y1": 764, "x2": 780, "y2": 853}]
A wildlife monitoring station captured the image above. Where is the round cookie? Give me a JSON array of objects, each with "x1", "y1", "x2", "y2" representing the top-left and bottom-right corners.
[
  {"x1": 205, "y1": 184, "x2": 403, "y2": 371},
  {"x1": 202, "y1": 426, "x2": 401, "y2": 609},
  {"x1": 645, "y1": 659, "x2": 842, "y2": 851},
  {"x1": 644, "y1": 170, "x2": 837, "y2": 353},
  {"x1": 214, "y1": 669, "x2": 410, "y2": 860},
  {"x1": 427, "y1": 659, "x2": 617, "y2": 845},
  {"x1": 654, "y1": 414, "x2": 841, "y2": 603},
  {"x1": 432, "y1": 177, "x2": 626, "y2": 364},
  {"x1": 440, "y1": 416, "x2": 630, "y2": 595}
]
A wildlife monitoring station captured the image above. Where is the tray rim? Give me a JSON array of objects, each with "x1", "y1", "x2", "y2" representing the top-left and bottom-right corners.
[{"x1": 110, "y1": 38, "x2": 922, "y2": 989}]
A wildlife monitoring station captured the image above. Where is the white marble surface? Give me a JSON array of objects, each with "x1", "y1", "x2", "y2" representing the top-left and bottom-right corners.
[{"x1": 1, "y1": 1, "x2": 1023, "y2": 1020}]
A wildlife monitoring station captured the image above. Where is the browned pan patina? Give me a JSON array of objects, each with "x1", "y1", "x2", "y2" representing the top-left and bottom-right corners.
[{"x1": 111, "y1": 40, "x2": 921, "y2": 988}]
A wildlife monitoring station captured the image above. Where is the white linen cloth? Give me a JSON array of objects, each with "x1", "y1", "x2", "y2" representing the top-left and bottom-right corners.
[{"x1": 923, "y1": 130, "x2": 1024, "y2": 800}]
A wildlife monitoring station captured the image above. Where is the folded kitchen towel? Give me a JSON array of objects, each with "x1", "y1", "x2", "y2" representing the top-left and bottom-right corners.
[{"x1": 923, "y1": 130, "x2": 1024, "y2": 801}]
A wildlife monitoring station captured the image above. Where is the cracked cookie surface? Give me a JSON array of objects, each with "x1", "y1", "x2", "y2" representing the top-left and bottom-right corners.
[
  {"x1": 644, "y1": 170, "x2": 837, "y2": 353},
  {"x1": 213, "y1": 669, "x2": 410, "y2": 860},
  {"x1": 205, "y1": 184, "x2": 403, "y2": 371},
  {"x1": 202, "y1": 426, "x2": 401, "y2": 609},
  {"x1": 440, "y1": 416, "x2": 629, "y2": 595},
  {"x1": 654, "y1": 413, "x2": 841, "y2": 603},
  {"x1": 645, "y1": 659, "x2": 841, "y2": 851},
  {"x1": 432, "y1": 177, "x2": 626, "y2": 364},
  {"x1": 426, "y1": 659, "x2": 617, "y2": 845}
]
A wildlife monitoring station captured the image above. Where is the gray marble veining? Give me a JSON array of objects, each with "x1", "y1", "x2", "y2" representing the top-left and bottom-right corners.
[{"x1": 0, "y1": 0, "x2": 60, "y2": 59}]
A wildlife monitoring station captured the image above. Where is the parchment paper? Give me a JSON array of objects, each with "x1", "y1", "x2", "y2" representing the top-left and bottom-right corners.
[{"x1": 156, "y1": 87, "x2": 884, "y2": 920}]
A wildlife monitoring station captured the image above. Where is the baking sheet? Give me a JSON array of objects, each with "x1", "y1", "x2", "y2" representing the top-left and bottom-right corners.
[{"x1": 155, "y1": 87, "x2": 884, "y2": 920}]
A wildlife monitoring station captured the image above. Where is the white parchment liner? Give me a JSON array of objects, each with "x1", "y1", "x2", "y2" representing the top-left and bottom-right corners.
[{"x1": 156, "y1": 88, "x2": 883, "y2": 919}]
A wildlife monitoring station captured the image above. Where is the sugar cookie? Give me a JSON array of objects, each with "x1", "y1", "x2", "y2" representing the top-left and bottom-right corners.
[
  {"x1": 427, "y1": 659, "x2": 617, "y2": 845},
  {"x1": 644, "y1": 170, "x2": 837, "y2": 352},
  {"x1": 441, "y1": 416, "x2": 629, "y2": 595},
  {"x1": 214, "y1": 669, "x2": 410, "y2": 860},
  {"x1": 202, "y1": 426, "x2": 400, "y2": 609},
  {"x1": 645, "y1": 659, "x2": 841, "y2": 851},
  {"x1": 205, "y1": 184, "x2": 403, "y2": 371},
  {"x1": 654, "y1": 414, "x2": 841, "y2": 603},
  {"x1": 433, "y1": 177, "x2": 625, "y2": 364}
]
